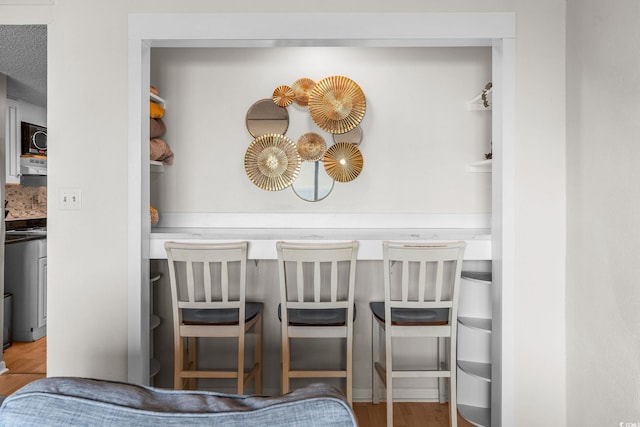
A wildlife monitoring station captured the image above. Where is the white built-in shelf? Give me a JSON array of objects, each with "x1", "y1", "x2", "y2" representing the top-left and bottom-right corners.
[
  {"x1": 150, "y1": 92, "x2": 166, "y2": 108},
  {"x1": 150, "y1": 358, "x2": 161, "y2": 378},
  {"x1": 458, "y1": 360, "x2": 491, "y2": 382},
  {"x1": 458, "y1": 316, "x2": 492, "y2": 333},
  {"x1": 468, "y1": 159, "x2": 492, "y2": 173},
  {"x1": 458, "y1": 404, "x2": 491, "y2": 427},
  {"x1": 150, "y1": 314, "x2": 161, "y2": 330},
  {"x1": 150, "y1": 160, "x2": 164, "y2": 172},
  {"x1": 457, "y1": 270, "x2": 492, "y2": 427}
]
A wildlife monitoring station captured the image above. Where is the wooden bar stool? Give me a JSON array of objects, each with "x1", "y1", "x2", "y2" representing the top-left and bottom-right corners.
[
  {"x1": 276, "y1": 241, "x2": 358, "y2": 405},
  {"x1": 371, "y1": 241, "x2": 466, "y2": 427},
  {"x1": 165, "y1": 241, "x2": 263, "y2": 394}
]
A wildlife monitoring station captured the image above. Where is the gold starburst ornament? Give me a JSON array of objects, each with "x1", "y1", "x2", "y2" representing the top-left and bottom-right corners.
[
  {"x1": 323, "y1": 142, "x2": 363, "y2": 182},
  {"x1": 308, "y1": 76, "x2": 366, "y2": 134},
  {"x1": 297, "y1": 132, "x2": 327, "y2": 162},
  {"x1": 272, "y1": 85, "x2": 295, "y2": 107},
  {"x1": 292, "y1": 78, "x2": 316, "y2": 107},
  {"x1": 244, "y1": 133, "x2": 301, "y2": 191}
]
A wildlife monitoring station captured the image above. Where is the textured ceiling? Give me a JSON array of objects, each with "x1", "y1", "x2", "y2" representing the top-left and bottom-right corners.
[{"x1": 0, "y1": 25, "x2": 47, "y2": 107}]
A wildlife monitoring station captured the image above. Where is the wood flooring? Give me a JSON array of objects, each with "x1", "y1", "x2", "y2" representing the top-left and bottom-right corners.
[
  {"x1": 0, "y1": 338, "x2": 474, "y2": 426},
  {"x1": 0, "y1": 337, "x2": 46, "y2": 396}
]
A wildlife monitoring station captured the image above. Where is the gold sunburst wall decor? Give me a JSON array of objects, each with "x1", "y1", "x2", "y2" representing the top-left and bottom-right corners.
[
  {"x1": 292, "y1": 78, "x2": 316, "y2": 107},
  {"x1": 244, "y1": 75, "x2": 366, "y2": 200},
  {"x1": 323, "y1": 142, "x2": 363, "y2": 183},
  {"x1": 297, "y1": 132, "x2": 327, "y2": 162},
  {"x1": 308, "y1": 75, "x2": 366, "y2": 134},
  {"x1": 272, "y1": 85, "x2": 295, "y2": 107},
  {"x1": 244, "y1": 133, "x2": 301, "y2": 191}
]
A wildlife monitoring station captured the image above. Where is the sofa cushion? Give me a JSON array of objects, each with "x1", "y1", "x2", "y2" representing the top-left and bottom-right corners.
[{"x1": 0, "y1": 377, "x2": 356, "y2": 427}]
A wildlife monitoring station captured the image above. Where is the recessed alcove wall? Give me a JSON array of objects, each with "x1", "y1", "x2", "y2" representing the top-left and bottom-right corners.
[
  {"x1": 150, "y1": 46, "x2": 492, "y2": 212},
  {"x1": 129, "y1": 14, "x2": 516, "y2": 426}
]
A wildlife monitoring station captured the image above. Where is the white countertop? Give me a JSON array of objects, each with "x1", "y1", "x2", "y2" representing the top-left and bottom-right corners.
[{"x1": 149, "y1": 227, "x2": 491, "y2": 260}]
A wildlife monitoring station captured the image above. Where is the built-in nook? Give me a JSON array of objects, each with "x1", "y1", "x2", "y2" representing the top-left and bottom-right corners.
[{"x1": 128, "y1": 13, "x2": 515, "y2": 427}]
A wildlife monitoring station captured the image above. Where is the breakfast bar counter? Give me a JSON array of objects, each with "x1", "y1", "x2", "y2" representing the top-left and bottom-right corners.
[{"x1": 149, "y1": 227, "x2": 491, "y2": 260}]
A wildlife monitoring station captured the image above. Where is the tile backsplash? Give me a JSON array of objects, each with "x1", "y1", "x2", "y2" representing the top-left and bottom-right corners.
[{"x1": 5, "y1": 184, "x2": 47, "y2": 220}]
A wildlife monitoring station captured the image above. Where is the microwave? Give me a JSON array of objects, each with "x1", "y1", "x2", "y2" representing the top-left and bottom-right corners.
[{"x1": 21, "y1": 122, "x2": 47, "y2": 155}]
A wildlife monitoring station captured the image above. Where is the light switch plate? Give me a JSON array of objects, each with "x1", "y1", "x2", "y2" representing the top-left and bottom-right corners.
[{"x1": 59, "y1": 188, "x2": 82, "y2": 210}]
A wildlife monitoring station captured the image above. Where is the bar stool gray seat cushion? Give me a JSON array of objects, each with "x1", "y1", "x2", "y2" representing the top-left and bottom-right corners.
[
  {"x1": 183, "y1": 302, "x2": 263, "y2": 325},
  {"x1": 277, "y1": 304, "x2": 356, "y2": 326},
  {"x1": 369, "y1": 301, "x2": 449, "y2": 325},
  {"x1": 0, "y1": 377, "x2": 357, "y2": 427}
]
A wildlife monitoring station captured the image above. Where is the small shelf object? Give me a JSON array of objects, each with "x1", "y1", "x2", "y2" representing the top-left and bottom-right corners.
[
  {"x1": 150, "y1": 92, "x2": 167, "y2": 171},
  {"x1": 467, "y1": 82, "x2": 492, "y2": 111}
]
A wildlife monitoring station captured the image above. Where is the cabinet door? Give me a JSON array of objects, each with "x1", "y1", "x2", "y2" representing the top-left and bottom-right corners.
[
  {"x1": 37, "y1": 256, "x2": 47, "y2": 329},
  {"x1": 5, "y1": 103, "x2": 20, "y2": 183}
]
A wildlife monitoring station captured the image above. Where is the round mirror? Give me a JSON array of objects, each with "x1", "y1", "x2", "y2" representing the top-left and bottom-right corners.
[
  {"x1": 292, "y1": 161, "x2": 334, "y2": 202},
  {"x1": 32, "y1": 130, "x2": 47, "y2": 152},
  {"x1": 332, "y1": 125, "x2": 362, "y2": 145},
  {"x1": 246, "y1": 99, "x2": 289, "y2": 138}
]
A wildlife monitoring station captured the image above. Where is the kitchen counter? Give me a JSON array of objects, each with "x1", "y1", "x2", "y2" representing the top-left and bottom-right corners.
[
  {"x1": 5, "y1": 230, "x2": 47, "y2": 244},
  {"x1": 5, "y1": 234, "x2": 46, "y2": 244},
  {"x1": 149, "y1": 227, "x2": 492, "y2": 260}
]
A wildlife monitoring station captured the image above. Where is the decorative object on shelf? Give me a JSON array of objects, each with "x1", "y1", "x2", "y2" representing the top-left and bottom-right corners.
[
  {"x1": 149, "y1": 87, "x2": 174, "y2": 166},
  {"x1": 149, "y1": 101, "x2": 165, "y2": 119},
  {"x1": 246, "y1": 98, "x2": 289, "y2": 138},
  {"x1": 481, "y1": 82, "x2": 492, "y2": 108},
  {"x1": 467, "y1": 81, "x2": 493, "y2": 111},
  {"x1": 292, "y1": 78, "x2": 315, "y2": 106},
  {"x1": 272, "y1": 85, "x2": 295, "y2": 107},
  {"x1": 244, "y1": 133, "x2": 301, "y2": 191},
  {"x1": 485, "y1": 140, "x2": 492, "y2": 160},
  {"x1": 244, "y1": 75, "x2": 365, "y2": 200},
  {"x1": 308, "y1": 75, "x2": 366, "y2": 134},
  {"x1": 323, "y1": 142, "x2": 363, "y2": 183},
  {"x1": 297, "y1": 132, "x2": 326, "y2": 162},
  {"x1": 150, "y1": 206, "x2": 159, "y2": 225}
]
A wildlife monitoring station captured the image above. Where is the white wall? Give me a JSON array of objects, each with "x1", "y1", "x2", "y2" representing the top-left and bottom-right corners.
[
  {"x1": 566, "y1": 1, "x2": 640, "y2": 426},
  {"x1": 150, "y1": 47, "x2": 492, "y2": 214},
  {"x1": 0, "y1": 1, "x2": 566, "y2": 426}
]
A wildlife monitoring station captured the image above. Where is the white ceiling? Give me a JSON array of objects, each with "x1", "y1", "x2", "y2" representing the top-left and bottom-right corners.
[{"x1": 0, "y1": 25, "x2": 47, "y2": 107}]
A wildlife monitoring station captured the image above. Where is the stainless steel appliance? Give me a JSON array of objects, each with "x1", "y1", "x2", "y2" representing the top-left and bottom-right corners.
[{"x1": 21, "y1": 121, "x2": 47, "y2": 155}]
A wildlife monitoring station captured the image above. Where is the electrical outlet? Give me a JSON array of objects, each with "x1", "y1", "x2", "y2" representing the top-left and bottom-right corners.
[{"x1": 59, "y1": 188, "x2": 82, "y2": 210}]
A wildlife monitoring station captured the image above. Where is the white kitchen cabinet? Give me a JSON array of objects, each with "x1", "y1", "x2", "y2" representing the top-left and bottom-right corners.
[
  {"x1": 4, "y1": 238, "x2": 47, "y2": 342},
  {"x1": 457, "y1": 271, "x2": 492, "y2": 427},
  {"x1": 4, "y1": 99, "x2": 46, "y2": 184}
]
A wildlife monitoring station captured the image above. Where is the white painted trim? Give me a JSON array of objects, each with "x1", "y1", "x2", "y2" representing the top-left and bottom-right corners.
[
  {"x1": 490, "y1": 38, "x2": 516, "y2": 427},
  {"x1": 127, "y1": 34, "x2": 151, "y2": 385},
  {"x1": 128, "y1": 14, "x2": 515, "y2": 426},
  {"x1": 129, "y1": 13, "x2": 515, "y2": 46}
]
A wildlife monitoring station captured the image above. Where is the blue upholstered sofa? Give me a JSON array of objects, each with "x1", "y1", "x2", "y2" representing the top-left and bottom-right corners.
[{"x1": 0, "y1": 377, "x2": 357, "y2": 426}]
